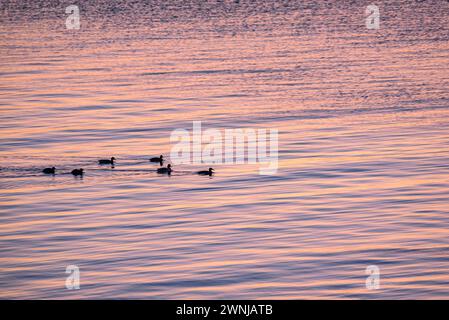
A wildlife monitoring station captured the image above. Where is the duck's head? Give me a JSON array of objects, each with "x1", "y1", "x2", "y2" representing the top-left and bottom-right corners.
[
  {"x1": 160, "y1": 155, "x2": 164, "y2": 160},
  {"x1": 167, "y1": 164, "x2": 172, "y2": 169},
  {"x1": 80, "y1": 168, "x2": 84, "y2": 173},
  {"x1": 52, "y1": 167, "x2": 56, "y2": 170},
  {"x1": 111, "y1": 157, "x2": 116, "y2": 161},
  {"x1": 209, "y1": 168, "x2": 214, "y2": 172}
]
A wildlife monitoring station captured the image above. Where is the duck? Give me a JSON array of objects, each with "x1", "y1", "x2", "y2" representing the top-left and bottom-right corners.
[
  {"x1": 197, "y1": 168, "x2": 214, "y2": 176},
  {"x1": 150, "y1": 155, "x2": 164, "y2": 163},
  {"x1": 43, "y1": 167, "x2": 56, "y2": 174},
  {"x1": 71, "y1": 168, "x2": 84, "y2": 176},
  {"x1": 99, "y1": 157, "x2": 115, "y2": 165},
  {"x1": 157, "y1": 164, "x2": 172, "y2": 174}
]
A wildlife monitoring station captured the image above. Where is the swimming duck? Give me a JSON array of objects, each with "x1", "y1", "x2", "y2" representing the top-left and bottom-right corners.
[
  {"x1": 99, "y1": 157, "x2": 115, "y2": 165},
  {"x1": 71, "y1": 168, "x2": 84, "y2": 176},
  {"x1": 197, "y1": 168, "x2": 214, "y2": 176},
  {"x1": 43, "y1": 167, "x2": 56, "y2": 174},
  {"x1": 150, "y1": 155, "x2": 164, "y2": 163},
  {"x1": 157, "y1": 164, "x2": 172, "y2": 174}
]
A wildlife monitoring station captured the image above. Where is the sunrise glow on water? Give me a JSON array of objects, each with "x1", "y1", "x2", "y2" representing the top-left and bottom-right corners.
[{"x1": 1, "y1": 0, "x2": 449, "y2": 299}]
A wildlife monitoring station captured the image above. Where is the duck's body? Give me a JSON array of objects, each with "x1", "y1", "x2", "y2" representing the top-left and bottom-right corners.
[
  {"x1": 71, "y1": 168, "x2": 84, "y2": 176},
  {"x1": 197, "y1": 168, "x2": 214, "y2": 176},
  {"x1": 43, "y1": 167, "x2": 56, "y2": 174},
  {"x1": 157, "y1": 164, "x2": 172, "y2": 174},
  {"x1": 99, "y1": 157, "x2": 115, "y2": 165},
  {"x1": 150, "y1": 155, "x2": 164, "y2": 163}
]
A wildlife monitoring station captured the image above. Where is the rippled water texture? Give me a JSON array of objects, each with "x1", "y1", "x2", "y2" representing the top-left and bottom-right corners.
[{"x1": 1, "y1": 0, "x2": 449, "y2": 299}]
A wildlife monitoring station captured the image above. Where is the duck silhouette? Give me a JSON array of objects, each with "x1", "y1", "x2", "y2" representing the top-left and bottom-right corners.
[
  {"x1": 71, "y1": 168, "x2": 84, "y2": 176},
  {"x1": 157, "y1": 164, "x2": 172, "y2": 174},
  {"x1": 99, "y1": 157, "x2": 115, "y2": 165},
  {"x1": 42, "y1": 167, "x2": 56, "y2": 174},
  {"x1": 197, "y1": 168, "x2": 214, "y2": 176},
  {"x1": 150, "y1": 155, "x2": 164, "y2": 163}
]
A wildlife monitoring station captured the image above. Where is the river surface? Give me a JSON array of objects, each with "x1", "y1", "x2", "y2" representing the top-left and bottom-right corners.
[{"x1": 1, "y1": 0, "x2": 449, "y2": 299}]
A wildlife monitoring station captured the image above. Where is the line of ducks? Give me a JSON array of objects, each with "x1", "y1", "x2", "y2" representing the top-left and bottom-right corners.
[{"x1": 42, "y1": 155, "x2": 215, "y2": 177}]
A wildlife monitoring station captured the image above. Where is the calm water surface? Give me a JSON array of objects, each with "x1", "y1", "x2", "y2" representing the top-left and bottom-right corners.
[{"x1": 1, "y1": 0, "x2": 449, "y2": 299}]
